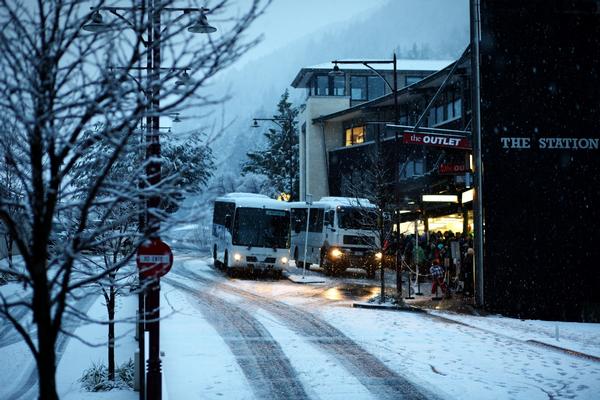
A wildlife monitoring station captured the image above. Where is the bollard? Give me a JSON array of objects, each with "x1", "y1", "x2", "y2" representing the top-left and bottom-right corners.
[
  {"x1": 405, "y1": 270, "x2": 415, "y2": 299},
  {"x1": 134, "y1": 349, "x2": 140, "y2": 391}
]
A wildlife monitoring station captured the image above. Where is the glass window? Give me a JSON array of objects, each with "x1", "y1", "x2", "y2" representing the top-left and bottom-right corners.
[
  {"x1": 436, "y1": 105, "x2": 444, "y2": 124},
  {"x1": 447, "y1": 102, "x2": 454, "y2": 119},
  {"x1": 351, "y1": 76, "x2": 367, "y2": 100},
  {"x1": 453, "y1": 98, "x2": 462, "y2": 118},
  {"x1": 406, "y1": 76, "x2": 422, "y2": 86},
  {"x1": 345, "y1": 128, "x2": 353, "y2": 146},
  {"x1": 428, "y1": 108, "x2": 436, "y2": 126},
  {"x1": 368, "y1": 76, "x2": 385, "y2": 100},
  {"x1": 333, "y1": 76, "x2": 345, "y2": 96},
  {"x1": 344, "y1": 126, "x2": 365, "y2": 146},
  {"x1": 352, "y1": 126, "x2": 365, "y2": 144},
  {"x1": 316, "y1": 75, "x2": 329, "y2": 96},
  {"x1": 400, "y1": 159, "x2": 425, "y2": 180}
]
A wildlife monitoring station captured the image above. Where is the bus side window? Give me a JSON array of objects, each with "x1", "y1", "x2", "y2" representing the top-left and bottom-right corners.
[
  {"x1": 225, "y1": 214, "x2": 232, "y2": 231},
  {"x1": 324, "y1": 210, "x2": 334, "y2": 226},
  {"x1": 291, "y1": 209, "x2": 306, "y2": 234},
  {"x1": 309, "y1": 209, "x2": 324, "y2": 232}
]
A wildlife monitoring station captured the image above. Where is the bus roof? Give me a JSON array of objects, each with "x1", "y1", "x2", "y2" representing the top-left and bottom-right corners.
[
  {"x1": 289, "y1": 197, "x2": 376, "y2": 209},
  {"x1": 215, "y1": 193, "x2": 290, "y2": 210}
]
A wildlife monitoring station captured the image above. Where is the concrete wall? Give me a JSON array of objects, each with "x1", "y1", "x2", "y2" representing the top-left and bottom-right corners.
[{"x1": 299, "y1": 96, "x2": 349, "y2": 201}]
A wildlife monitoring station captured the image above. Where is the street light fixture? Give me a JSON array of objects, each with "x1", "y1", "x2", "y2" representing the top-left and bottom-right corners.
[
  {"x1": 187, "y1": 10, "x2": 217, "y2": 33},
  {"x1": 82, "y1": 11, "x2": 111, "y2": 32}
]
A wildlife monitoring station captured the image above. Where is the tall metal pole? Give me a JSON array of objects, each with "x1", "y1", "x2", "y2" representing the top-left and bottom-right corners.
[
  {"x1": 302, "y1": 194, "x2": 312, "y2": 278},
  {"x1": 146, "y1": 1, "x2": 162, "y2": 399},
  {"x1": 392, "y1": 53, "x2": 403, "y2": 300},
  {"x1": 470, "y1": 0, "x2": 485, "y2": 307}
]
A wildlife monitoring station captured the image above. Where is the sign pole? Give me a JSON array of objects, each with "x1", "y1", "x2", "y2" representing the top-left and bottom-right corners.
[{"x1": 302, "y1": 194, "x2": 313, "y2": 278}]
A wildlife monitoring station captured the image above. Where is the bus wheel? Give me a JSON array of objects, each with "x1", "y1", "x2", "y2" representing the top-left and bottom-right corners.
[
  {"x1": 320, "y1": 249, "x2": 332, "y2": 276},
  {"x1": 213, "y1": 246, "x2": 220, "y2": 268},
  {"x1": 223, "y1": 251, "x2": 231, "y2": 275},
  {"x1": 273, "y1": 270, "x2": 283, "y2": 280}
]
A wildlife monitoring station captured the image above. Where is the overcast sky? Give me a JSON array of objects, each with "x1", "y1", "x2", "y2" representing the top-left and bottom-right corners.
[{"x1": 237, "y1": 0, "x2": 388, "y2": 65}]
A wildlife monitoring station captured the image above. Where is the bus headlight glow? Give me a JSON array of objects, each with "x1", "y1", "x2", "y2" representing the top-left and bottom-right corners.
[
  {"x1": 375, "y1": 252, "x2": 383, "y2": 260},
  {"x1": 330, "y1": 248, "x2": 343, "y2": 258},
  {"x1": 234, "y1": 253, "x2": 242, "y2": 262},
  {"x1": 281, "y1": 257, "x2": 289, "y2": 264}
]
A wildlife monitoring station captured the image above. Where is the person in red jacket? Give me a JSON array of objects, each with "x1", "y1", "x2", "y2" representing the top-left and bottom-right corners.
[{"x1": 430, "y1": 258, "x2": 449, "y2": 299}]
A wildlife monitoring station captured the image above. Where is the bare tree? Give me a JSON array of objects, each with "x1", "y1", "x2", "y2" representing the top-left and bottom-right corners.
[
  {"x1": 0, "y1": 1, "x2": 268, "y2": 398},
  {"x1": 344, "y1": 141, "x2": 397, "y2": 302}
]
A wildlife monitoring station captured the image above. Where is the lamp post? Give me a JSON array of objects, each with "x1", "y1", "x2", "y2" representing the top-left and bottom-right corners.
[
  {"x1": 329, "y1": 55, "x2": 403, "y2": 300},
  {"x1": 251, "y1": 117, "x2": 297, "y2": 201},
  {"x1": 83, "y1": 3, "x2": 215, "y2": 400}
]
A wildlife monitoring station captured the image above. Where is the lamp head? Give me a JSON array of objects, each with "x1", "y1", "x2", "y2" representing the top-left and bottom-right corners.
[
  {"x1": 188, "y1": 12, "x2": 217, "y2": 34},
  {"x1": 172, "y1": 114, "x2": 182, "y2": 123},
  {"x1": 329, "y1": 62, "x2": 344, "y2": 76},
  {"x1": 251, "y1": 119, "x2": 259, "y2": 128},
  {"x1": 83, "y1": 11, "x2": 111, "y2": 33}
]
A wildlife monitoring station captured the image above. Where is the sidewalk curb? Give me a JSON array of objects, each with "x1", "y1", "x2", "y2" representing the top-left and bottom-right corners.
[{"x1": 352, "y1": 302, "x2": 426, "y2": 313}]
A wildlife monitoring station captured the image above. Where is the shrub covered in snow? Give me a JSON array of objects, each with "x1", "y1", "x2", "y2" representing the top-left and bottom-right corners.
[{"x1": 79, "y1": 359, "x2": 134, "y2": 392}]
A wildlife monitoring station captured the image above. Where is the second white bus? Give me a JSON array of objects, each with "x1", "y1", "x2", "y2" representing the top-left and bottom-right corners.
[{"x1": 289, "y1": 197, "x2": 381, "y2": 278}]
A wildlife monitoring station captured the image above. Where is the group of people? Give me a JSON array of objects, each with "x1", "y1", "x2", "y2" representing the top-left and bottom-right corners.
[{"x1": 394, "y1": 230, "x2": 475, "y2": 299}]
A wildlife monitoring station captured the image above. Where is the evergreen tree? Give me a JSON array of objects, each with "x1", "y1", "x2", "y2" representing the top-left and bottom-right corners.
[{"x1": 242, "y1": 90, "x2": 299, "y2": 200}]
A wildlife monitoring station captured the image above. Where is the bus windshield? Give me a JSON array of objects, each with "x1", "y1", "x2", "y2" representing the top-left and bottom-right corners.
[
  {"x1": 338, "y1": 207, "x2": 377, "y2": 230},
  {"x1": 233, "y1": 208, "x2": 290, "y2": 248}
]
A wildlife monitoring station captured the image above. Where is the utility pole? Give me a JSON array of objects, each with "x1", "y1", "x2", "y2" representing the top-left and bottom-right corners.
[{"x1": 470, "y1": 0, "x2": 485, "y2": 307}]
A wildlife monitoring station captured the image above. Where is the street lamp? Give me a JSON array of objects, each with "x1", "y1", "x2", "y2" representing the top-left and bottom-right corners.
[
  {"x1": 329, "y1": 55, "x2": 403, "y2": 299},
  {"x1": 251, "y1": 117, "x2": 297, "y2": 201},
  {"x1": 82, "y1": 4, "x2": 215, "y2": 400}
]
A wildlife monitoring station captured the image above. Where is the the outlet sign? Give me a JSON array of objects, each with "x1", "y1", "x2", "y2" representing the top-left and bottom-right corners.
[{"x1": 403, "y1": 132, "x2": 471, "y2": 150}]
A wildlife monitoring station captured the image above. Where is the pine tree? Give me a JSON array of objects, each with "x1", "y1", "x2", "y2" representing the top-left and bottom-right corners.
[{"x1": 242, "y1": 90, "x2": 299, "y2": 200}]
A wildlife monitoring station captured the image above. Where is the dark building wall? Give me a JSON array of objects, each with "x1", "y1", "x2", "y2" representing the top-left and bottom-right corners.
[{"x1": 479, "y1": 1, "x2": 600, "y2": 320}]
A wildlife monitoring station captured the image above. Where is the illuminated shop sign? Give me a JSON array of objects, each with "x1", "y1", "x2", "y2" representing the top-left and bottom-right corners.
[
  {"x1": 403, "y1": 132, "x2": 471, "y2": 149},
  {"x1": 439, "y1": 163, "x2": 470, "y2": 175}
]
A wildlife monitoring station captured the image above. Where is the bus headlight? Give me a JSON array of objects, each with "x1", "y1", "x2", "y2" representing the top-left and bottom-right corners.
[
  {"x1": 330, "y1": 248, "x2": 343, "y2": 258},
  {"x1": 281, "y1": 257, "x2": 289, "y2": 264},
  {"x1": 234, "y1": 253, "x2": 242, "y2": 262},
  {"x1": 375, "y1": 252, "x2": 383, "y2": 260}
]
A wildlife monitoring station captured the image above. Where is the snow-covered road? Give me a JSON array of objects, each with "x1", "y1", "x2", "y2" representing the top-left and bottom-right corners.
[
  {"x1": 157, "y1": 253, "x2": 600, "y2": 400},
  {"x1": 1, "y1": 250, "x2": 599, "y2": 400}
]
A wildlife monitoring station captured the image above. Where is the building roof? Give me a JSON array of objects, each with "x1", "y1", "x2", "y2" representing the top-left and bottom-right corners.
[
  {"x1": 311, "y1": 55, "x2": 470, "y2": 124},
  {"x1": 291, "y1": 59, "x2": 454, "y2": 88}
]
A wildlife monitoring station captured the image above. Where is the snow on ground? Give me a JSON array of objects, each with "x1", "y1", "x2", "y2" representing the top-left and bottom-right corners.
[
  {"x1": 429, "y1": 311, "x2": 600, "y2": 359},
  {"x1": 2, "y1": 252, "x2": 600, "y2": 399},
  {"x1": 56, "y1": 293, "x2": 138, "y2": 400},
  {"x1": 250, "y1": 307, "x2": 376, "y2": 400},
  {"x1": 320, "y1": 306, "x2": 600, "y2": 400},
  {"x1": 161, "y1": 281, "x2": 255, "y2": 400}
]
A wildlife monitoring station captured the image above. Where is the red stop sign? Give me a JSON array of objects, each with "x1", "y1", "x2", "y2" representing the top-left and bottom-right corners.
[{"x1": 136, "y1": 238, "x2": 173, "y2": 279}]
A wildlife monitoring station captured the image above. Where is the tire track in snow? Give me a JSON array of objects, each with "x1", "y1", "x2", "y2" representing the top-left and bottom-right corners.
[
  {"x1": 173, "y1": 265, "x2": 435, "y2": 400},
  {"x1": 164, "y1": 278, "x2": 310, "y2": 400}
]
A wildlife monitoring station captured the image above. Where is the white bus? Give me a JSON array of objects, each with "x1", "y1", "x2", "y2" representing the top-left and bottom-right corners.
[
  {"x1": 289, "y1": 197, "x2": 381, "y2": 278},
  {"x1": 212, "y1": 193, "x2": 290, "y2": 278}
]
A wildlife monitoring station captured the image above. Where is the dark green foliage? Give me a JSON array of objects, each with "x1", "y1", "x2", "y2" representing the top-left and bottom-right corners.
[{"x1": 242, "y1": 90, "x2": 299, "y2": 200}]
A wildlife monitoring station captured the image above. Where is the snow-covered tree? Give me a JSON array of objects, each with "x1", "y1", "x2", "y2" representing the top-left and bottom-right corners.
[
  {"x1": 0, "y1": 1, "x2": 268, "y2": 398},
  {"x1": 242, "y1": 90, "x2": 299, "y2": 200}
]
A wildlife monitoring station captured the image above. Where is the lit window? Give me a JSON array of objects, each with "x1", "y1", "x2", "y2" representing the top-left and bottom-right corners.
[{"x1": 344, "y1": 126, "x2": 365, "y2": 146}]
